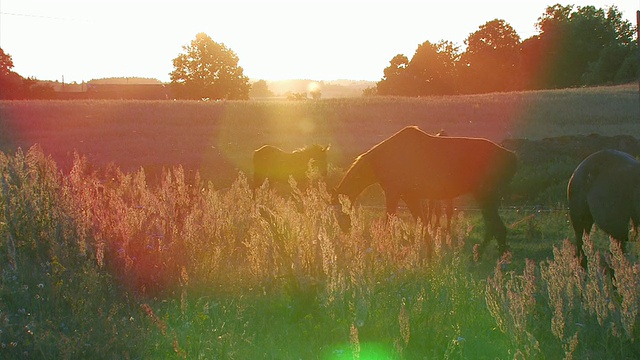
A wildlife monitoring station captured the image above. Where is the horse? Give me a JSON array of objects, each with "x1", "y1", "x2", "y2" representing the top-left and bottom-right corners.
[
  {"x1": 253, "y1": 144, "x2": 330, "y2": 190},
  {"x1": 567, "y1": 149, "x2": 640, "y2": 263},
  {"x1": 333, "y1": 126, "x2": 517, "y2": 256}
]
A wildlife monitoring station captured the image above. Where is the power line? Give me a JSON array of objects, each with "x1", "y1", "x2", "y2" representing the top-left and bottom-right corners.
[{"x1": 0, "y1": 11, "x2": 91, "y2": 22}]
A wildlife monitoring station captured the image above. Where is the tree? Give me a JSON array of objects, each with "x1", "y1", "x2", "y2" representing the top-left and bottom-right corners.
[
  {"x1": 377, "y1": 41, "x2": 461, "y2": 96},
  {"x1": 170, "y1": 33, "x2": 250, "y2": 100},
  {"x1": 249, "y1": 80, "x2": 274, "y2": 98},
  {"x1": 407, "y1": 40, "x2": 460, "y2": 95},
  {"x1": 0, "y1": 47, "x2": 14, "y2": 76},
  {"x1": 460, "y1": 19, "x2": 522, "y2": 93},
  {"x1": 581, "y1": 6, "x2": 638, "y2": 85},
  {"x1": 0, "y1": 48, "x2": 26, "y2": 99},
  {"x1": 376, "y1": 54, "x2": 410, "y2": 95},
  {"x1": 0, "y1": 48, "x2": 18, "y2": 98},
  {"x1": 534, "y1": 4, "x2": 636, "y2": 88}
]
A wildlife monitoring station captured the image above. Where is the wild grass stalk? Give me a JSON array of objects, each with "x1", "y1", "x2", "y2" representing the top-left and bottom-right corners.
[
  {"x1": 0, "y1": 146, "x2": 148, "y2": 358},
  {"x1": 486, "y1": 236, "x2": 640, "y2": 359}
]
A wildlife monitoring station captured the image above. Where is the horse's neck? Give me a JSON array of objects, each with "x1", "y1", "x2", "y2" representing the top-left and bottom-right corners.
[{"x1": 336, "y1": 156, "x2": 376, "y2": 202}]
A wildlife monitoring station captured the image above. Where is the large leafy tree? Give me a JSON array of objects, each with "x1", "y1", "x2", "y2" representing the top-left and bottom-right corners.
[
  {"x1": 407, "y1": 40, "x2": 460, "y2": 95},
  {"x1": 377, "y1": 41, "x2": 459, "y2": 96},
  {"x1": 376, "y1": 54, "x2": 410, "y2": 95},
  {"x1": 581, "y1": 6, "x2": 638, "y2": 85},
  {"x1": 534, "y1": 4, "x2": 637, "y2": 88},
  {"x1": 0, "y1": 48, "x2": 22, "y2": 99},
  {"x1": 0, "y1": 47, "x2": 14, "y2": 76},
  {"x1": 170, "y1": 33, "x2": 250, "y2": 100},
  {"x1": 460, "y1": 19, "x2": 522, "y2": 93}
]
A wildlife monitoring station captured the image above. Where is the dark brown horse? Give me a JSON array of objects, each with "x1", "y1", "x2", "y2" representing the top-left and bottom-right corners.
[
  {"x1": 567, "y1": 149, "x2": 640, "y2": 262},
  {"x1": 253, "y1": 144, "x2": 329, "y2": 190},
  {"x1": 333, "y1": 126, "x2": 517, "y2": 255}
]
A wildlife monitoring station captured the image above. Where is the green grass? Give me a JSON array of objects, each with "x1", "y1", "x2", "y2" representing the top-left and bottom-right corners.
[
  {"x1": 1, "y1": 146, "x2": 639, "y2": 359},
  {"x1": 0, "y1": 85, "x2": 639, "y2": 358}
]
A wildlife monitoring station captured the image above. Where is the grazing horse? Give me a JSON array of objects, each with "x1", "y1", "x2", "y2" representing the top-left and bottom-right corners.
[
  {"x1": 567, "y1": 149, "x2": 640, "y2": 262},
  {"x1": 333, "y1": 126, "x2": 517, "y2": 255},
  {"x1": 253, "y1": 144, "x2": 329, "y2": 190}
]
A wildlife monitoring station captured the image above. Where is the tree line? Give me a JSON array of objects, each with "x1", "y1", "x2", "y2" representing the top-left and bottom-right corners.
[
  {"x1": 376, "y1": 4, "x2": 637, "y2": 95},
  {"x1": 1, "y1": 4, "x2": 637, "y2": 100}
]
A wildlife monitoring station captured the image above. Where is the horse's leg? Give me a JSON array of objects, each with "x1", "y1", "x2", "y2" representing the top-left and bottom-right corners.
[
  {"x1": 252, "y1": 172, "x2": 266, "y2": 200},
  {"x1": 406, "y1": 197, "x2": 433, "y2": 258},
  {"x1": 568, "y1": 179, "x2": 593, "y2": 266},
  {"x1": 253, "y1": 171, "x2": 266, "y2": 190},
  {"x1": 404, "y1": 197, "x2": 426, "y2": 225},
  {"x1": 433, "y1": 200, "x2": 442, "y2": 229},
  {"x1": 444, "y1": 199, "x2": 453, "y2": 233},
  {"x1": 427, "y1": 199, "x2": 435, "y2": 227},
  {"x1": 477, "y1": 195, "x2": 507, "y2": 257},
  {"x1": 569, "y1": 205, "x2": 593, "y2": 266}
]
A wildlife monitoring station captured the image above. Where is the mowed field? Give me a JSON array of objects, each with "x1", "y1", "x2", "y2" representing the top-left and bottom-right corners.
[{"x1": 1, "y1": 84, "x2": 638, "y2": 188}]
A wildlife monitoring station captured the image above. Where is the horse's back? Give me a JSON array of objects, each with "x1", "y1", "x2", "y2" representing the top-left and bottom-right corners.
[
  {"x1": 253, "y1": 144, "x2": 329, "y2": 187},
  {"x1": 254, "y1": 145, "x2": 282, "y2": 159},
  {"x1": 571, "y1": 149, "x2": 638, "y2": 178},
  {"x1": 569, "y1": 149, "x2": 640, "y2": 197},
  {"x1": 370, "y1": 126, "x2": 516, "y2": 198}
]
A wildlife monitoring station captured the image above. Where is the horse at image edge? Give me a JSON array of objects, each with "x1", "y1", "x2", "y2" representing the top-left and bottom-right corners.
[{"x1": 567, "y1": 149, "x2": 640, "y2": 264}]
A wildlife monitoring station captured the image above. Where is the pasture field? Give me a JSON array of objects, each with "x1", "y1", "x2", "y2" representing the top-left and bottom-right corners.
[
  {"x1": 0, "y1": 84, "x2": 638, "y2": 187},
  {"x1": 0, "y1": 84, "x2": 639, "y2": 358}
]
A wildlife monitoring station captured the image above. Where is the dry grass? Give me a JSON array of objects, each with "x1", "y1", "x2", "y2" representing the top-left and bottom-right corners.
[
  {"x1": 0, "y1": 85, "x2": 639, "y2": 358},
  {"x1": 1, "y1": 146, "x2": 638, "y2": 358}
]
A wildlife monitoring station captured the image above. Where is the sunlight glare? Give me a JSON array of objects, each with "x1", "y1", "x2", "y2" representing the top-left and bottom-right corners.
[{"x1": 307, "y1": 81, "x2": 321, "y2": 94}]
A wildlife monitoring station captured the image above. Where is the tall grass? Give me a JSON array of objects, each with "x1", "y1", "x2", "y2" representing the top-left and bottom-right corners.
[
  {"x1": 0, "y1": 146, "x2": 147, "y2": 358},
  {"x1": 486, "y1": 238, "x2": 640, "y2": 359},
  {"x1": 1, "y1": 146, "x2": 638, "y2": 358}
]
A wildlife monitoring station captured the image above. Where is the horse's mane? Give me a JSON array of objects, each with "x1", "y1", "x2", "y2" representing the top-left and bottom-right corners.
[{"x1": 343, "y1": 151, "x2": 371, "y2": 177}]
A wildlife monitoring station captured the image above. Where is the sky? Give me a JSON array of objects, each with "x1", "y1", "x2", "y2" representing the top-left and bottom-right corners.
[{"x1": 0, "y1": 0, "x2": 637, "y2": 83}]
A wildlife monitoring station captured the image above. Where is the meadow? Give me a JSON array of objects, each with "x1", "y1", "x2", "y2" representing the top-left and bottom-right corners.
[{"x1": 0, "y1": 84, "x2": 639, "y2": 359}]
